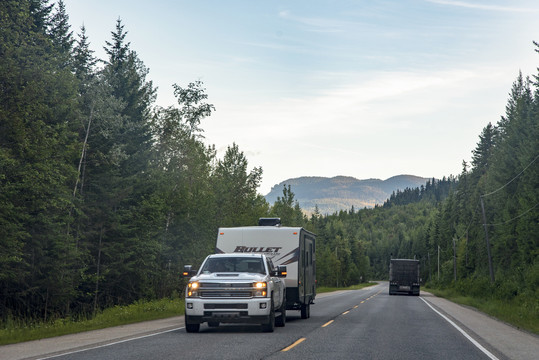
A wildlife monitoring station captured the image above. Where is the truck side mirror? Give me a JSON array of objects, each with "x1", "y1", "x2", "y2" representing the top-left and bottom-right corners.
[
  {"x1": 276, "y1": 265, "x2": 287, "y2": 278},
  {"x1": 182, "y1": 265, "x2": 196, "y2": 277}
]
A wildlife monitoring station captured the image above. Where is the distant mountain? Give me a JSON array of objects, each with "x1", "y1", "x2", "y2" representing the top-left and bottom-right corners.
[{"x1": 265, "y1": 175, "x2": 431, "y2": 214}]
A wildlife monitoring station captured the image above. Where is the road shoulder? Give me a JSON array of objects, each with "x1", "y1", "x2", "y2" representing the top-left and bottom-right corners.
[
  {"x1": 421, "y1": 292, "x2": 538, "y2": 360},
  {"x1": 3, "y1": 289, "x2": 538, "y2": 360},
  {"x1": 0, "y1": 316, "x2": 184, "y2": 360}
]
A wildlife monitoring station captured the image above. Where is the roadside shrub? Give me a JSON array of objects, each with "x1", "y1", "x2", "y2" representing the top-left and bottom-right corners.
[{"x1": 493, "y1": 280, "x2": 519, "y2": 300}]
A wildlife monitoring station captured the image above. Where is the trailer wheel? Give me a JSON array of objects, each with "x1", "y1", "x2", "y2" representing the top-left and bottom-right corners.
[{"x1": 300, "y1": 303, "x2": 310, "y2": 319}]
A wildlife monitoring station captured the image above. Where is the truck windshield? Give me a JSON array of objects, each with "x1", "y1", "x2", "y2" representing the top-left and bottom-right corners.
[{"x1": 201, "y1": 257, "x2": 265, "y2": 274}]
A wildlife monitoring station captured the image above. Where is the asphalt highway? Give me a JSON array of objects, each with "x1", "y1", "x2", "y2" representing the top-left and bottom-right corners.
[{"x1": 2, "y1": 282, "x2": 537, "y2": 360}]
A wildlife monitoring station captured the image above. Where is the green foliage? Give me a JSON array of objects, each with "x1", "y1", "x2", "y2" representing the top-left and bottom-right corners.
[
  {"x1": 213, "y1": 143, "x2": 266, "y2": 227},
  {"x1": 270, "y1": 185, "x2": 305, "y2": 226},
  {"x1": 1, "y1": 1, "x2": 537, "y2": 338},
  {"x1": 0, "y1": 2, "x2": 270, "y2": 323},
  {"x1": 0, "y1": 297, "x2": 184, "y2": 345},
  {"x1": 316, "y1": 282, "x2": 376, "y2": 293},
  {"x1": 426, "y1": 284, "x2": 538, "y2": 334}
]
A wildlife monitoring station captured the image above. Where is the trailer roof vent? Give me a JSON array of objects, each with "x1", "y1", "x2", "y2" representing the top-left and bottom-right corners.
[{"x1": 258, "y1": 218, "x2": 281, "y2": 227}]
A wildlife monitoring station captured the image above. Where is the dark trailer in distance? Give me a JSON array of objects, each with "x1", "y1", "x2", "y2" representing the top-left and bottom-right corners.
[{"x1": 389, "y1": 259, "x2": 420, "y2": 296}]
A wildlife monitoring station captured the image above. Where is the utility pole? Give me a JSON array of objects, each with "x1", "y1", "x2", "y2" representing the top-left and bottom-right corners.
[
  {"x1": 465, "y1": 230, "x2": 468, "y2": 267},
  {"x1": 428, "y1": 251, "x2": 431, "y2": 282},
  {"x1": 480, "y1": 196, "x2": 495, "y2": 283},
  {"x1": 453, "y1": 237, "x2": 457, "y2": 282},
  {"x1": 437, "y1": 245, "x2": 440, "y2": 281}
]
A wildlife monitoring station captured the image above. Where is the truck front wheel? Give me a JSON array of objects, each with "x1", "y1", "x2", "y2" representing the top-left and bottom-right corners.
[
  {"x1": 261, "y1": 300, "x2": 275, "y2": 332},
  {"x1": 185, "y1": 316, "x2": 200, "y2": 333},
  {"x1": 275, "y1": 294, "x2": 286, "y2": 327}
]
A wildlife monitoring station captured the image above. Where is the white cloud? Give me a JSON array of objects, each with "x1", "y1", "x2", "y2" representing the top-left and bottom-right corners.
[
  {"x1": 426, "y1": 0, "x2": 539, "y2": 12},
  {"x1": 278, "y1": 10, "x2": 355, "y2": 33},
  {"x1": 204, "y1": 63, "x2": 517, "y2": 193}
]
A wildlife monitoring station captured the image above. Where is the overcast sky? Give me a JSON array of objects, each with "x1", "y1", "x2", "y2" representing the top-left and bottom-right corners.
[{"x1": 62, "y1": 0, "x2": 539, "y2": 194}]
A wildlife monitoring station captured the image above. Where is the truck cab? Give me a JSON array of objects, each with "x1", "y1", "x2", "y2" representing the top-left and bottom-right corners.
[{"x1": 182, "y1": 253, "x2": 287, "y2": 332}]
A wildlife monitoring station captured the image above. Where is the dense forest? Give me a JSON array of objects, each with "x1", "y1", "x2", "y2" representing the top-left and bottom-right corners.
[{"x1": 1, "y1": 1, "x2": 537, "y2": 324}]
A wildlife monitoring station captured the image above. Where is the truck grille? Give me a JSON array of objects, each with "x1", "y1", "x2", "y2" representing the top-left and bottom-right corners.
[
  {"x1": 198, "y1": 282, "x2": 257, "y2": 298},
  {"x1": 204, "y1": 304, "x2": 248, "y2": 309}
]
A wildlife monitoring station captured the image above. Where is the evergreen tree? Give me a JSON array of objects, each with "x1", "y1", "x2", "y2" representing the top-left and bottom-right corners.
[
  {"x1": 213, "y1": 143, "x2": 266, "y2": 227},
  {"x1": 73, "y1": 25, "x2": 96, "y2": 84},
  {"x1": 76, "y1": 18, "x2": 158, "y2": 308},
  {"x1": 102, "y1": 18, "x2": 155, "y2": 175},
  {"x1": 49, "y1": 0, "x2": 73, "y2": 62},
  {"x1": 471, "y1": 123, "x2": 497, "y2": 181},
  {"x1": 0, "y1": 0, "x2": 80, "y2": 319}
]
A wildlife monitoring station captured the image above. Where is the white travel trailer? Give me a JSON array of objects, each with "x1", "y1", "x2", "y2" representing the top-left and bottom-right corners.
[{"x1": 216, "y1": 218, "x2": 316, "y2": 318}]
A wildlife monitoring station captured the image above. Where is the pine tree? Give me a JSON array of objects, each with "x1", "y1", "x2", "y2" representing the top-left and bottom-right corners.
[
  {"x1": 270, "y1": 185, "x2": 304, "y2": 226},
  {"x1": 471, "y1": 123, "x2": 497, "y2": 181},
  {"x1": 102, "y1": 18, "x2": 155, "y2": 175},
  {"x1": 49, "y1": 0, "x2": 73, "y2": 63},
  {"x1": 0, "y1": 0, "x2": 80, "y2": 319},
  {"x1": 73, "y1": 25, "x2": 96, "y2": 84},
  {"x1": 214, "y1": 143, "x2": 265, "y2": 227},
  {"x1": 77, "y1": 18, "x2": 158, "y2": 307}
]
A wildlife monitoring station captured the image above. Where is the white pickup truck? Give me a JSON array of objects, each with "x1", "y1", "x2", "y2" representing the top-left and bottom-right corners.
[{"x1": 182, "y1": 253, "x2": 287, "y2": 332}]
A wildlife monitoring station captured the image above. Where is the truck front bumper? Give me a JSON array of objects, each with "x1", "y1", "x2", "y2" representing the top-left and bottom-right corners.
[{"x1": 185, "y1": 298, "x2": 271, "y2": 324}]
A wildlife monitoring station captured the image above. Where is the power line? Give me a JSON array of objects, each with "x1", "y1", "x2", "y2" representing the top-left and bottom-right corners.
[
  {"x1": 485, "y1": 202, "x2": 539, "y2": 226},
  {"x1": 482, "y1": 154, "x2": 539, "y2": 198}
]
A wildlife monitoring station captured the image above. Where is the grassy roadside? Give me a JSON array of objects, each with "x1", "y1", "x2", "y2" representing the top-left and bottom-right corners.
[
  {"x1": 0, "y1": 283, "x2": 377, "y2": 346},
  {"x1": 424, "y1": 287, "x2": 539, "y2": 335},
  {"x1": 0, "y1": 298, "x2": 185, "y2": 346},
  {"x1": 317, "y1": 282, "x2": 377, "y2": 293},
  {"x1": 3, "y1": 282, "x2": 535, "y2": 345}
]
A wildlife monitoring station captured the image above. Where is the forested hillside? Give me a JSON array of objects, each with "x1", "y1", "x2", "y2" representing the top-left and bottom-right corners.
[
  {"x1": 264, "y1": 175, "x2": 430, "y2": 214},
  {"x1": 1, "y1": 1, "x2": 537, "y2": 326},
  {"x1": 0, "y1": 1, "x2": 274, "y2": 322},
  {"x1": 306, "y1": 53, "x2": 539, "y2": 309}
]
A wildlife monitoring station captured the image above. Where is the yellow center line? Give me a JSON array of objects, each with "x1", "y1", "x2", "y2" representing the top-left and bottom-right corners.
[
  {"x1": 353, "y1": 305, "x2": 359, "y2": 309},
  {"x1": 342, "y1": 310, "x2": 350, "y2": 315},
  {"x1": 361, "y1": 301, "x2": 365, "y2": 303},
  {"x1": 281, "y1": 338, "x2": 306, "y2": 352},
  {"x1": 322, "y1": 320, "x2": 334, "y2": 327}
]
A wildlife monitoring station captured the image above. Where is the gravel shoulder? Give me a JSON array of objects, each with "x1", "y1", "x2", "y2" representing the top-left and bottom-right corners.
[
  {"x1": 0, "y1": 316, "x2": 184, "y2": 360},
  {"x1": 2, "y1": 289, "x2": 537, "y2": 360},
  {"x1": 421, "y1": 292, "x2": 538, "y2": 360}
]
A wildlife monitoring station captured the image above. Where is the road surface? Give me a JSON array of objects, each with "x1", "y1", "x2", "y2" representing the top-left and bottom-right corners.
[{"x1": 2, "y1": 282, "x2": 537, "y2": 360}]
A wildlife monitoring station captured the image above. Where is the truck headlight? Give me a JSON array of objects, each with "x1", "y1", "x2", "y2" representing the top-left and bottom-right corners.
[
  {"x1": 187, "y1": 281, "x2": 199, "y2": 297},
  {"x1": 253, "y1": 282, "x2": 267, "y2": 297}
]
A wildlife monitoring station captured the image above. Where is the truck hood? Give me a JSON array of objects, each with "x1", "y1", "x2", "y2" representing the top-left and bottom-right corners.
[{"x1": 192, "y1": 272, "x2": 267, "y2": 282}]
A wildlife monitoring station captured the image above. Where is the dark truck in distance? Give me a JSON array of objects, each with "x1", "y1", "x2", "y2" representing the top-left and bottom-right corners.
[{"x1": 389, "y1": 259, "x2": 420, "y2": 296}]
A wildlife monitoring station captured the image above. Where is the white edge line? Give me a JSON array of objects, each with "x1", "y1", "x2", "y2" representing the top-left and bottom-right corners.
[
  {"x1": 420, "y1": 297, "x2": 499, "y2": 360},
  {"x1": 37, "y1": 327, "x2": 185, "y2": 359}
]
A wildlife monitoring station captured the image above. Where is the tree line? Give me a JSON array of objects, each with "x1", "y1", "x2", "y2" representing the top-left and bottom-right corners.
[
  {"x1": 309, "y1": 44, "x2": 538, "y2": 307},
  {"x1": 1, "y1": 0, "x2": 537, "y2": 324},
  {"x1": 0, "y1": 0, "x2": 294, "y2": 322}
]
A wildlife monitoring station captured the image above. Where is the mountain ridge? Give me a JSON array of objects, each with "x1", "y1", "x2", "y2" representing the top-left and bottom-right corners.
[{"x1": 265, "y1": 175, "x2": 431, "y2": 214}]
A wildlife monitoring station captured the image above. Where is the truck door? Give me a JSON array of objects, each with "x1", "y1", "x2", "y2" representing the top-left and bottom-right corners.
[{"x1": 267, "y1": 258, "x2": 282, "y2": 304}]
